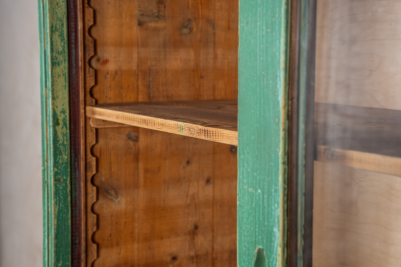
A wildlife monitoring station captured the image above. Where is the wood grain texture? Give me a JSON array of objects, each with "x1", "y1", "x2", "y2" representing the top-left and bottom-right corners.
[
  {"x1": 87, "y1": 101, "x2": 401, "y2": 157},
  {"x1": 314, "y1": 103, "x2": 401, "y2": 192},
  {"x1": 316, "y1": 146, "x2": 401, "y2": 178},
  {"x1": 67, "y1": 0, "x2": 86, "y2": 265},
  {"x1": 38, "y1": 0, "x2": 71, "y2": 266},
  {"x1": 84, "y1": 0, "x2": 238, "y2": 266},
  {"x1": 132, "y1": 132, "x2": 237, "y2": 267},
  {"x1": 315, "y1": 0, "x2": 401, "y2": 110},
  {"x1": 83, "y1": 1, "x2": 97, "y2": 266},
  {"x1": 90, "y1": 118, "x2": 129, "y2": 129},
  {"x1": 315, "y1": 103, "x2": 401, "y2": 158},
  {"x1": 313, "y1": 162, "x2": 401, "y2": 267},
  {"x1": 286, "y1": 0, "x2": 300, "y2": 264},
  {"x1": 86, "y1": 100, "x2": 238, "y2": 145},
  {"x1": 312, "y1": 2, "x2": 401, "y2": 266},
  {"x1": 238, "y1": 0, "x2": 290, "y2": 266}
]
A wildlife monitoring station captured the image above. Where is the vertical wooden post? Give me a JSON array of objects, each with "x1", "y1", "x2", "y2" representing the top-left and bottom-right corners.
[
  {"x1": 38, "y1": 0, "x2": 71, "y2": 266},
  {"x1": 238, "y1": 0, "x2": 291, "y2": 266}
]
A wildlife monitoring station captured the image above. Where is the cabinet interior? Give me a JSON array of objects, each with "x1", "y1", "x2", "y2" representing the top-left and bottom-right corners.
[{"x1": 82, "y1": 1, "x2": 239, "y2": 266}]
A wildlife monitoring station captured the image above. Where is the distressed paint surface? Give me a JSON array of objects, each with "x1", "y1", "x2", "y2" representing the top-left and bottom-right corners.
[
  {"x1": 38, "y1": 0, "x2": 71, "y2": 266},
  {"x1": 238, "y1": 0, "x2": 290, "y2": 267}
]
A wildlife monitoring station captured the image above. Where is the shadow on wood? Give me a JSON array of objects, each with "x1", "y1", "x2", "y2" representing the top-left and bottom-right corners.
[{"x1": 254, "y1": 247, "x2": 267, "y2": 267}]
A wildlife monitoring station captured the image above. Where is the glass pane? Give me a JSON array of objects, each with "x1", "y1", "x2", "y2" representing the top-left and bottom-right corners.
[{"x1": 311, "y1": 1, "x2": 401, "y2": 266}]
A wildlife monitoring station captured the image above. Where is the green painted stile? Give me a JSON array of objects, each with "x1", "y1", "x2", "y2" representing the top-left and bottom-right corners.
[
  {"x1": 38, "y1": 0, "x2": 71, "y2": 266},
  {"x1": 238, "y1": 0, "x2": 291, "y2": 266}
]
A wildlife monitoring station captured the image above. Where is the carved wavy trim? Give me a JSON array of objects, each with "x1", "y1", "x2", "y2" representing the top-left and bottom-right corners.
[{"x1": 83, "y1": 1, "x2": 98, "y2": 266}]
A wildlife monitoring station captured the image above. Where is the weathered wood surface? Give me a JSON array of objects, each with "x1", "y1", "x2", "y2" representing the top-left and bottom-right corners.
[
  {"x1": 83, "y1": 1, "x2": 97, "y2": 266},
  {"x1": 87, "y1": 100, "x2": 237, "y2": 145},
  {"x1": 313, "y1": 1, "x2": 401, "y2": 266},
  {"x1": 238, "y1": 0, "x2": 290, "y2": 266},
  {"x1": 313, "y1": 162, "x2": 401, "y2": 267},
  {"x1": 315, "y1": 0, "x2": 401, "y2": 111},
  {"x1": 87, "y1": 100, "x2": 401, "y2": 172},
  {"x1": 67, "y1": 0, "x2": 86, "y2": 265},
  {"x1": 90, "y1": 118, "x2": 129, "y2": 129},
  {"x1": 314, "y1": 103, "x2": 401, "y2": 177},
  {"x1": 38, "y1": 0, "x2": 71, "y2": 266},
  {"x1": 287, "y1": 0, "x2": 301, "y2": 264},
  {"x1": 315, "y1": 103, "x2": 401, "y2": 158},
  {"x1": 316, "y1": 146, "x2": 401, "y2": 178},
  {"x1": 84, "y1": 0, "x2": 238, "y2": 266}
]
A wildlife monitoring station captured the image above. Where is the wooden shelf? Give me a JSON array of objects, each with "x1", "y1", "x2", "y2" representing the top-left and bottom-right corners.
[
  {"x1": 86, "y1": 100, "x2": 401, "y2": 175},
  {"x1": 316, "y1": 146, "x2": 401, "y2": 177},
  {"x1": 86, "y1": 99, "x2": 238, "y2": 145},
  {"x1": 315, "y1": 103, "x2": 401, "y2": 158},
  {"x1": 314, "y1": 103, "x2": 401, "y2": 176}
]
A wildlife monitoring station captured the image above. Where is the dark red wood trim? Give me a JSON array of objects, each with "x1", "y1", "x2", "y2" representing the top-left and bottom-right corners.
[
  {"x1": 287, "y1": 0, "x2": 300, "y2": 265},
  {"x1": 304, "y1": 0, "x2": 317, "y2": 266},
  {"x1": 67, "y1": 0, "x2": 84, "y2": 266}
]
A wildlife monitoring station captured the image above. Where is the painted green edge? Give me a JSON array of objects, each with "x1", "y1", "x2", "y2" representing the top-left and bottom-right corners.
[
  {"x1": 38, "y1": 1, "x2": 49, "y2": 265},
  {"x1": 238, "y1": 0, "x2": 291, "y2": 266},
  {"x1": 297, "y1": 1, "x2": 309, "y2": 266},
  {"x1": 38, "y1": 0, "x2": 71, "y2": 266}
]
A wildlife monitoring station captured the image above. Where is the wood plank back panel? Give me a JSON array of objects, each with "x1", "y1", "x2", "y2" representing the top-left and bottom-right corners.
[
  {"x1": 315, "y1": 0, "x2": 401, "y2": 111},
  {"x1": 84, "y1": 0, "x2": 238, "y2": 266},
  {"x1": 313, "y1": 1, "x2": 401, "y2": 266},
  {"x1": 313, "y1": 162, "x2": 401, "y2": 267}
]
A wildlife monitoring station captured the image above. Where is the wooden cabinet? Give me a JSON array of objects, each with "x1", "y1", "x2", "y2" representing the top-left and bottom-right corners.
[
  {"x1": 39, "y1": 0, "x2": 289, "y2": 266},
  {"x1": 39, "y1": 0, "x2": 401, "y2": 266}
]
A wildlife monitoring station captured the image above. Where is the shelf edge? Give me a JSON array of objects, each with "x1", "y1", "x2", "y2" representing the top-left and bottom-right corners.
[
  {"x1": 86, "y1": 106, "x2": 238, "y2": 146},
  {"x1": 316, "y1": 145, "x2": 401, "y2": 177}
]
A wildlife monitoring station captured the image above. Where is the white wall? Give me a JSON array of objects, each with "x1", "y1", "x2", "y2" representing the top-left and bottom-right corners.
[{"x1": 0, "y1": 0, "x2": 43, "y2": 266}]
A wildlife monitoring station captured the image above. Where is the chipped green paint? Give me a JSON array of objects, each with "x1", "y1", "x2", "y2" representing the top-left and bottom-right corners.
[
  {"x1": 38, "y1": 0, "x2": 71, "y2": 266},
  {"x1": 238, "y1": 0, "x2": 290, "y2": 266},
  {"x1": 178, "y1": 124, "x2": 185, "y2": 133}
]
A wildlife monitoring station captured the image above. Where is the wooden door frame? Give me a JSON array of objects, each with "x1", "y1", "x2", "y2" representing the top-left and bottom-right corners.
[
  {"x1": 237, "y1": 0, "x2": 317, "y2": 266},
  {"x1": 38, "y1": 0, "x2": 71, "y2": 266},
  {"x1": 39, "y1": 0, "x2": 312, "y2": 266},
  {"x1": 237, "y1": 0, "x2": 291, "y2": 266}
]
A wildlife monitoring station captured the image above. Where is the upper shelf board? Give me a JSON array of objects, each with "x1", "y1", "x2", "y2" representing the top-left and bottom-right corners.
[
  {"x1": 86, "y1": 100, "x2": 401, "y2": 175},
  {"x1": 315, "y1": 103, "x2": 401, "y2": 158},
  {"x1": 86, "y1": 100, "x2": 401, "y2": 165},
  {"x1": 86, "y1": 99, "x2": 238, "y2": 146}
]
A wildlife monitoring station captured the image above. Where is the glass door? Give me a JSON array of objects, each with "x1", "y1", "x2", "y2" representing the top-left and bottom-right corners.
[{"x1": 296, "y1": 1, "x2": 401, "y2": 266}]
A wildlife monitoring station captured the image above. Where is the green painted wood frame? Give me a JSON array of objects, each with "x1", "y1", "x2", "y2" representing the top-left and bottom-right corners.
[
  {"x1": 238, "y1": 0, "x2": 291, "y2": 266},
  {"x1": 39, "y1": 0, "x2": 298, "y2": 266},
  {"x1": 38, "y1": 0, "x2": 71, "y2": 266}
]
